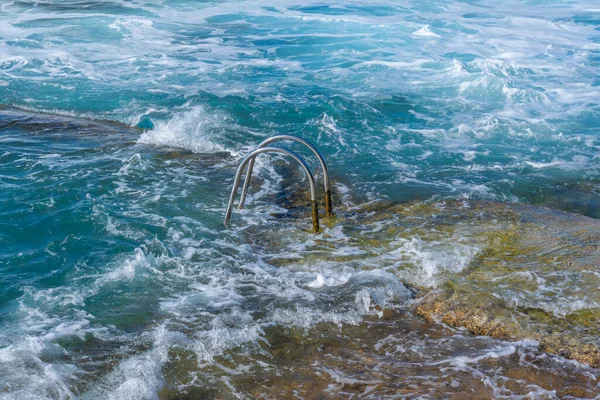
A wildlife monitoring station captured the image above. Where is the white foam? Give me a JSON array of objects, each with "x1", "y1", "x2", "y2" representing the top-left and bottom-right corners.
[
  {"x1": 439, "y1": 340, "x2": 539, "y2": 369},
  {"x1": 97, "y1": 248, "x2": 161, "y2": 285},
  {"x1": 306, "y1": 273, "x2": 351, "y2": 288},
  {"x1": 311, "y1": 113, "x2": 351, "y2": 152},
  {"x1": 82, "y1": 353, "x2": 164, "y2": 400},
  {"x1": 388, "y1": 236, "x2": 480, "y2": 287},
  {"x1": 137, "y1": 106, "x2": 230, "y2": 154},
  {"x1": 413, "y1": 25, "x2": 440, "y2": 38},
  {"x1": 525, "y1": 160, "x2": 563, "y2": 169},
  {"x1": 116, "y1": 153, "x2": 148, "y2": 176},
  {"x1": 356, "y1": 59, "x2": 430, "y2": 70}
]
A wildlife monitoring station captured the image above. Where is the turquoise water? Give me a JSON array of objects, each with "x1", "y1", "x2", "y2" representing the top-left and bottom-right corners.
[{"x1": 1, "y1": 0, "x2": 600, "y2": 398}]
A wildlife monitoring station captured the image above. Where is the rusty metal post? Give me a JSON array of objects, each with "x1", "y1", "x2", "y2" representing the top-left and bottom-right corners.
[{"x1": 311, "y1": 200, "x2": 319, "y2": 233}]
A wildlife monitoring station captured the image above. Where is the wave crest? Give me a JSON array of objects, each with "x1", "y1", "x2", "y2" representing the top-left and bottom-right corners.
[{"x1": 137, "y1": 106, "x2": 229, "y2": 154}]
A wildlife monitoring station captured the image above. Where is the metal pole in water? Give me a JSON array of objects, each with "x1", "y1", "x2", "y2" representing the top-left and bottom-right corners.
[
  {"x1": 238, "y1": 135, "x2": 333, "y2": 217},
  {"x1": 224, "y1": 147, "x2": 319, "y2": 233}
]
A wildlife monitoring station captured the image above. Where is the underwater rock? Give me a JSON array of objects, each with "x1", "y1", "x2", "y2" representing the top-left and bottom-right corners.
[
  {"x1": 156, "y1": 310, "x2": 600, "y2": 398},
  {"x1": 246, "y1": 194, "x2": 600, "y2": 368},
  {"x1": 408, "y1": 202, "x2": 600, "y2": 367}
]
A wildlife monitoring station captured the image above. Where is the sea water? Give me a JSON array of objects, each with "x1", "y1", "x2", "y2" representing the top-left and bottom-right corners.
[{"x1": 1, "y1": 0, "x2": 600, "y2": 398}]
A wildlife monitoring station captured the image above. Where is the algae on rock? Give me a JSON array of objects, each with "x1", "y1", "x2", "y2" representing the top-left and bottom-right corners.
[{"x1": 246, "y1": 195, "x2": 600, "y2": 367}]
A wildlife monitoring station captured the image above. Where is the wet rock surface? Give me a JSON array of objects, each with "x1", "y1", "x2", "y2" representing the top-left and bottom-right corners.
[
  {"x1": 412, "y1": 202, "x2": 600, "y2": 367},
  {"x1": 246, "y1": 194, "x2": 600, "y2": 369},
  {"x1": 157, "y1": 310, "x2": 600, "y2": 399}
]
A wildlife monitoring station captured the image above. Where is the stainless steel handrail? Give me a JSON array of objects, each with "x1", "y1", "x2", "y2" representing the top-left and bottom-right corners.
[
  {"x1": 238, "y1": 135, "x2": 333, "y2": 217},
  {"x1": 224, "y1": 147, "x2": 320, "y2": 232}
]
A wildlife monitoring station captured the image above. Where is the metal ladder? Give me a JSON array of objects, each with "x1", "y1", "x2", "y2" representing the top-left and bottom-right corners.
[{"x1": 224, "y1": 135, "x2": 333, "y2": 232}]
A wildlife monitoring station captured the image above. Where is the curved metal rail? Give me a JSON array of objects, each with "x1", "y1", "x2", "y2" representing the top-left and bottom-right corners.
[
  {"x1": 224, "y1": 147, "x2": 320, "y2": 232},
  {"x1": 238, "y1": 135, "x2": 333, "y2": 217}
]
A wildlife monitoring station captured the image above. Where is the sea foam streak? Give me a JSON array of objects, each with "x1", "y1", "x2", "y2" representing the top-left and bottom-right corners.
[{"x1": 137, "y1": 106, "x2": 229, "y2": 154}]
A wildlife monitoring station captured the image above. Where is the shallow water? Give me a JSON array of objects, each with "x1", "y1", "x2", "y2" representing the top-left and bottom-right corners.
[{"x1": 1, "y1": 0, "x2": 600, "y2": 398}]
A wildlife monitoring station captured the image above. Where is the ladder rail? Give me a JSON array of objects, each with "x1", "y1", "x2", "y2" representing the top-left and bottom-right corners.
[
  {"x1": 238, "y1": 135, "x2": 333, "y2": 217},
  {"x1": 224, "y1": 147, "x2": 320, "y2": 232}
]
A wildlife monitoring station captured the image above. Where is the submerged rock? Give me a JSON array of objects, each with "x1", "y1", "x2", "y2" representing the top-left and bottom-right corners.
[
  {"x1": 248, "y1": 195, "x2": 600, "y2": 368},
  {"x1": 157, "y1": 310, "x2": 600, "y2": 399},
  {"x1": 412, "y1": 201, "x2": 600, "y2": 367}
]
